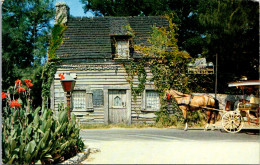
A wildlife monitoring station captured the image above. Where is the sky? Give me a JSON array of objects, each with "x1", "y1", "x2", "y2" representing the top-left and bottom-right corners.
[{"x1": 55, "y1": 0, "x2": 94, "y2": 17}]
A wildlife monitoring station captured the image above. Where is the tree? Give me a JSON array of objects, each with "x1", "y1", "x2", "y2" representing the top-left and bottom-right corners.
[
  {"x1": 2, "y1": 0, "x2": 55, "y2": 107},
  {"x1": 198, "y1": 0, "x2": 259, "y2": 93}
]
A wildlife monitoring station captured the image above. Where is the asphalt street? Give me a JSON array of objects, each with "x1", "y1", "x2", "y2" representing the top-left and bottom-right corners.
[
  {"x1": 80, "y1": 128, "x2": 259, "y2": 164},
  {"x1": 80, "y1": 128, "x2": 259, "y2": 143}
]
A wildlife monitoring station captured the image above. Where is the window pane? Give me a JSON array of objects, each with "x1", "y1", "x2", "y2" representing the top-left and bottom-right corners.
[
  {"x1": 116, "y1": 40, "x2": 129, "y2": 58},
  {"x1": 72, "y1": 91, "x2": 85, "y2": 110},
  {"x1": 146, "y1": 90, "x2": 159, "y2": 110},
  {"x1": 114, "y1": 96, "x2": 121, "y2": 106}
]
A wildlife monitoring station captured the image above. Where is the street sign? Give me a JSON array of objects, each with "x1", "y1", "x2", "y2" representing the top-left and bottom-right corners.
[{"x1": 188, "y1": 58, "x2": 214, "y2": 74}]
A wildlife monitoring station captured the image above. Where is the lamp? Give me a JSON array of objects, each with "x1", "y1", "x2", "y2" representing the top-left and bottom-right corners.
[
  {"x1": 60, "y1": 73, "x2": 75, "y2": 92},
  {"x1": 60, "y1": 73, "x2": 75, "y2": 120}
]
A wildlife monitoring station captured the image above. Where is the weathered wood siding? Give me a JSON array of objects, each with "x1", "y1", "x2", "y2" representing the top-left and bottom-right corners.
[{"x1": 52, "y1": 64, "x2": 159, "y2": 125}]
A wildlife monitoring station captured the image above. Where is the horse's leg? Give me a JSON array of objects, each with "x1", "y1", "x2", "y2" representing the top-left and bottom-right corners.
[
  {"x1": 204, "y1": 110, "x2": 212, "y2": 131},
  {"x1": 211, "y1": 111, "x2": 219, "y2": 131},
  {"x1": 181, "y1": 106, "x2": 188, "y2": 131}
]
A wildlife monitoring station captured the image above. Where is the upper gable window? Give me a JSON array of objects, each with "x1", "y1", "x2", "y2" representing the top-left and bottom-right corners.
[
  {"x1": 116, "y1": 39, "x2": 129, "y2": 58},
  {"x1": 111, "y1": 36, "x2": 132, "y2": 59}
]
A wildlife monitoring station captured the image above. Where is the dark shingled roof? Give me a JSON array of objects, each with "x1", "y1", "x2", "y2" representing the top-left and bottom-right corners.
[{"x1": 55, "y1": 16, "x2": 168, "y2": 64}]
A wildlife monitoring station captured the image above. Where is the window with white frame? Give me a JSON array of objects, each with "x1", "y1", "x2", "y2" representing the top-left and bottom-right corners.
[
  {"x1": 146, "y1": 90, "x2": 160, "y2": 110},
  {"x1": 116, "y1": 39, "x2": 129, "y2": 58},
  {"x1": 72, "y1": 91, "x2": 86, "y2": 111}
]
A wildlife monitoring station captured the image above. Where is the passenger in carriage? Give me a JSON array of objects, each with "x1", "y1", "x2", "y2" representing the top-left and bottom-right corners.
[{"x1": 234, "y1": 87, "x2": 256, "y2": 110}]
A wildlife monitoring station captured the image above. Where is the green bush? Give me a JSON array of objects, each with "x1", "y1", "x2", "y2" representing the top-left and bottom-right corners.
[{"x1": 2, "y1": 105, "x2": 84, "y2": 164}]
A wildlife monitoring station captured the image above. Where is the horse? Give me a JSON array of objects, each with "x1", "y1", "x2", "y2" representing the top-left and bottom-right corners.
[{"x1": 164, "y1": 89, "x2": 219, "y2": 131}]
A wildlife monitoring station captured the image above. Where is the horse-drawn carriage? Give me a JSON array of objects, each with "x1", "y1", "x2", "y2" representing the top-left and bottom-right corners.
[
  {"x1": 221, "y1": 80, "x2": 260, "y2": 133},
  {"x1": 165, "y1": 80, "x2": 260, "y2": 133}
]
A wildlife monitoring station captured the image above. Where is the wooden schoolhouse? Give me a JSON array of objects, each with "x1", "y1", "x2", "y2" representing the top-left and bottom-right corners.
[{"x1": 51, "y1": 3, "x2": 168, "y2": 125}]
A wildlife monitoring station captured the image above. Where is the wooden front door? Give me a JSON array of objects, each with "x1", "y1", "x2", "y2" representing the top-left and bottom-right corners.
[{"x1": 108, "y1": 90, "x2": 127, "y2": 124}]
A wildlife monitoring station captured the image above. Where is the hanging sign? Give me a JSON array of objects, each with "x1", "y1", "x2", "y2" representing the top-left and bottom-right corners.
[{"x1": 188, "y1": 58, "x2": 214, "y2": 74}]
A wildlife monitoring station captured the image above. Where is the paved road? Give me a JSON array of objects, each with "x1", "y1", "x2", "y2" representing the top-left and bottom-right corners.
[
  {"x1": 80, "y1": 128, "x2": 259, "y2": 142},
  {"x1": 80, "y1": 128, "x2": 260, "y2": 164}
]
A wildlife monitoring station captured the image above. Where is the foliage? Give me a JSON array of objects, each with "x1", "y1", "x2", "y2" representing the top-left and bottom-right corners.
[
  {"x1": 41, "y1": 60, "x2": 60, "y2": 108},
  {"x1": 48, "y1": 23, "x2": 67, "y2": 59},
  {"x1": 198, "y1": 0, "x2": 259, "y2": 94},
  {"x1": 2, "y1": 0, "x2": 55, "y2": 107},
  {"x1": 133, "y1": 15, "x2": 209, "y2": 125},
  {"x1": 124, "y1": 60, "x2": 147, "y2": 101},
  {"x1": 135, "y1": 15, "x2": 191, "y2": 93},
  {"x1": 2, "y1": 80, "x2": 84, "y2": 164},
  {"x1": 41, "y1": 21, "x2": 66, "y2": 107}
]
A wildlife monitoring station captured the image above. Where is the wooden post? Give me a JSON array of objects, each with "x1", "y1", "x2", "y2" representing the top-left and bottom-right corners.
[
  {"x1": 215, "y1": 53, "x2": 218, "y2": 99},
  {"x1": 66, "y1": 92, "x2": 71, "y2": 121}
]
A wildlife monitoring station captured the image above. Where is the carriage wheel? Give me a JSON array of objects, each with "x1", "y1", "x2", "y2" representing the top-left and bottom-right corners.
[{"x1": 222, "y1": 111, "x2": 244, "y2": 133}]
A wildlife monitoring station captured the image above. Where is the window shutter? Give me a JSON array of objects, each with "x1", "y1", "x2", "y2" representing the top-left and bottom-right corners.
[
  {"x1": 86, "y1": 90, "x2": 94, "y2": 111},
  {"x1": 92, "y1": 89, "x2": 104, "y2": 106}
]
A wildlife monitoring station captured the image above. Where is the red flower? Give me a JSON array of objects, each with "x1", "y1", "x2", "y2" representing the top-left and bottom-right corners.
[
  {"x1": 15, "y1": 79, "x2": 22, "y2": 88},
  {"x1": 2, "y1": 92, "x2": 7, "y2": 99},
  {"x1": 167, "y1": 93, "x2": 171, "y2": 100},
  {"x1": 59, "y1": 73, "x2": 65, "y2": 80},
  {"x1": 24, "y1": 79, "x2": 33, "y2": 88},
  {"x1": 10, "y1": 100, "x2": 21, "y2": 108},
  {"x1": 17, "y1": 87, "x2": 26, "y2": 93}
]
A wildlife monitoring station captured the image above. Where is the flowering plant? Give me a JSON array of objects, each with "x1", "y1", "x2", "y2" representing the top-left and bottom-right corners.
[
  {"x1": 10, "y1": 100, "x2": 21, "y2": 108},
  {"x1": 59, "y1": 73, "x2": 65, "y2": 80},
  {"x1": 2, "y1": 92, "x2": 7, "y2": 99},
  {"x1": 2, "y1": 79, "x2": 34, "y2": 110}
]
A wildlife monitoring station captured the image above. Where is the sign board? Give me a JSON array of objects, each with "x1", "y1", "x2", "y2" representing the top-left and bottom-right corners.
[{"x1": 188, "y1": 58, "x2": 214, "y2": 74}]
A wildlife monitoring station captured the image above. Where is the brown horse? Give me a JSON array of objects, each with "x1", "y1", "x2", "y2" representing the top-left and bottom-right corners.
[{"x1": 164, "y1": 89, "x2": 219, "y2": 131}]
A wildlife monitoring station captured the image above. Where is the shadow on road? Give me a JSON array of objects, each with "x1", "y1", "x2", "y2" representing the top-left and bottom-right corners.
[
  {"x1": 219, "y1": 128, "x2": 259, "y2": 135},
  {"x1": 240, "y1": 129, "x2": 260, "y2": 135}
]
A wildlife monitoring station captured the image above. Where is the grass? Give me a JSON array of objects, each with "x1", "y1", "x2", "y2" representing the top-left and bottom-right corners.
[{"x1": 80, "y1": 122, "x2": 186, "y2": 129}]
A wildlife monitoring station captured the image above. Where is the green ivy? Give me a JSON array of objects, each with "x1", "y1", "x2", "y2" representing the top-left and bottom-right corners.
[
  {"x1": 48, "y1": 23, "x2": 67, "y2": 59},
  {"x1": 41, "y1": 60, "x2": 60, "y2": 103},
  {"x1": 41, "y1": 22, "x2": 66, "y2": 107},
  {"x1": 124, "y1": 60, "x2": 147, "y2": 101}
]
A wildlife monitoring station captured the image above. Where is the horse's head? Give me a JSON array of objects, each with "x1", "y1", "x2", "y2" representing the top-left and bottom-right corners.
[{"x1": 163, "y1": 90, "x2": 172, "y2": 101}]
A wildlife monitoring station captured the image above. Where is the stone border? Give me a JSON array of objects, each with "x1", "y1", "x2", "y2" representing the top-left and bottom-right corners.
[{"x1": 59, "y1": 146, "x2": 90, "y2": 164}]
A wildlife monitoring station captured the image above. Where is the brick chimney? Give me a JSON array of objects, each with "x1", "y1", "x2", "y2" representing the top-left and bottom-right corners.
[{"x1": 55, "y1": 2, "x2": 70, "y2": 24}]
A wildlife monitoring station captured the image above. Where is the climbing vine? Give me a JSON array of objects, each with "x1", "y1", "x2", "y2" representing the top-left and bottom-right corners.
[
  {"x1": 41, "y1": 22, "x2": 66, "y2": 107},
  {"x1": 124, "y1": 60, "x2": 147, "y2": 101},
  {"x1": 126, "y1": 15, "x2": 207, "y2": 126},
  {"x1": 48, "y1": 23, "x2": 67, "y2": 59}
]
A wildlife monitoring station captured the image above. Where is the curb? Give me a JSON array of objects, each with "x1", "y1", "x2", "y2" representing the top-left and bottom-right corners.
[{"x1": 60, "y1": 146, "x2": 90, "y2": 164}]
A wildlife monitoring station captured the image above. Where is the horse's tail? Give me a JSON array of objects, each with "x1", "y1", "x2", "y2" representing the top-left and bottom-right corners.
[
  {"x1": 214, "y1": 98, "x2": 220, "y2": 121},
  {"x1": 214, "y1": 98, "x2": 219, "y2": 109}
]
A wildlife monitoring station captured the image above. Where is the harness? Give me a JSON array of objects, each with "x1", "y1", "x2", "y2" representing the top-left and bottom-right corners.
[{"x1": 167, "y1": 91, "x2": 214, "y2": 110}]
